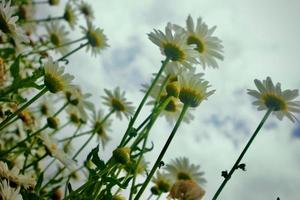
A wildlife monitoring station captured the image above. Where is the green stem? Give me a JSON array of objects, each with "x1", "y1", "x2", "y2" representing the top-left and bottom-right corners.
[
  {"x1": 58, "y1": 129, "x2": 92, "y2": 142},
  {"x1": 134, "y1": 104, "x2": 189, "y2": 200},
  {"x1": 24, "y1": 37, "x2": 87, "y2": 57},
  {"x1": 25, "y1": 16, "x2": 64, "y2": 24},
  {"x1": 0, "y1": 88, "x2": 48, "y2": 132},
  {"x1": 56, "y1": 42, "x2": 89, "y2": 62},
  {"x1": 119, "y1": 58, "x2": 169, "y2": 147},
  {"x1": 212, "y1": 109, "x2": 272, "y2": 200},
  {"x1": 23, "y1": 153, "x2": 48, "y2": 171}
]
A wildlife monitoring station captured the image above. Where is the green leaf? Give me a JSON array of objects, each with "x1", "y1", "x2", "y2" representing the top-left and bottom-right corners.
[
  {"x1": 35, "y1": 172, "x2": 44, "y2": 193},
  {"x1": 10, "y1": 56, "x2": 21, "y2": 85},
  {"x1": 86, "y1": 145, "x2": 105, "y2": 171}
]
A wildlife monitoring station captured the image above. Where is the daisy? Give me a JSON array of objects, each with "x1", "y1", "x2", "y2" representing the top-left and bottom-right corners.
[
  {"x1": 102, "y1": 87, "x2": 135, "y2": 120},
  {"x1": 148, "y1": 22, "x2": 198, "y2": 69},
  {"x1": 0, "y1": 161, "x2": 36, "y2": 189},
  {"x1": 152, "y1": 171, "x2": 172, "y2": 193},
  {"x1": 45, "y1": 22, "x2": 70, "y2": 54},
  {"x1": 178, "y1": 70, "x2": 215, "y2": 107},
  {"x1": 43, "y1": 56, "x2": 75, "y2": 93},
  {"x1": 39, "y1": 133, "x2": 77, "y2": 171},
  {"x1": 91, "y1": 109, "x2": 112, "y2": 148},
  {"x1": 0, "y1": 0, "x2": 28, "y2": 43},
  {"x1": 78, "y1": 1, "x2": 94, "y2": 20},
  {"x1": 81, "y1": 21, "x2": 109, "y2": 56},
  {"x1": 63, "y1": 3, "x2": 77, "y2": 29},
  {"x1": 0, "y1": 180, "x2": 23, "y2": 200},
  {"x1": 247, "y1": 77, "x2": 300, "y2": 122},
  {"x1": 142, "y1": 63, "x2": 194, "y2": 124},
  {"x1": 65, "y1": 87, "x2": 94, "y2": 122},
  {"x1": 174, "y1": 15, "x2": 224, "y2": 69},
  {"x1": 165, "y1": 157, "x2": 206, "y2": 185}
]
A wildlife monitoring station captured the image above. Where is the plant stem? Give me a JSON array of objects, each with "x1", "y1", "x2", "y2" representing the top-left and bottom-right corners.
[
  {"x1": 119, "y1": 58, "x2": 169, "y2": 147},
  {"x1": 0, "y1": 88, "x2": 48, "y2": 132},
  {"x1": 56, "y1": 42, "x2": 89, "y2": 62},
  {"x1": 25, "y1": 16, "x2": 63, "y2": 23},
  {"x1": 24, "y1": 37, "x2": 87, "y2": 57},
  {"x1": 134, "y1": 104, "x2": 189, "y2": 200},
  {"x1": 212, "y1": 109, "x2": 272, "y2": 200}
]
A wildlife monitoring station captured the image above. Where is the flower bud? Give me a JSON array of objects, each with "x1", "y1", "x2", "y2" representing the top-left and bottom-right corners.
[{"x1": 113, "y1": 147, "x2": 131, "y2": 165}]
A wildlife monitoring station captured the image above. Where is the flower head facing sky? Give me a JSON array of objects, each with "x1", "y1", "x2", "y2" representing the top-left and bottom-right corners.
[
  {"x1": 174, "y1": 15, "x2": 224, "y2": 69},
  {"x1": 102, "y1": 87, "x2": 135, "y2": 120},
  {"x1": 248, "y1": 77, "x2": 300, "y2": 122},
  {"x1": 46, "y1": 22, "x2": 70, "y2": 54},
  {"x1": 178, "y1": 70, "x2": 215, "y2": 107},
  {"x1": 148, "y1": 23, "x2": 198, "y2": 69},
  {"x1": 44, "y1": 57, "x2": 74, "y2": 93},
  {"x1": 165, "y1": 157, "x2": 206, "y2": 185},
  {"x1": 0, "y1": 180, "x2": 23, "y2": 200},
  {"x1": 82, "y1": 21, "x2": 109, "y2": 56},
  {"x1": 0, "y1": 0, "x2": 28, "y2": 43}
]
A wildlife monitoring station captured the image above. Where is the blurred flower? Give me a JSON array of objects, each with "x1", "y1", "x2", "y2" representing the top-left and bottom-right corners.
[
  {"x1": 43, "y1": 57, "x2": 74, "y2": 93},
  {"x1": 112, "y1": 194, "x2": 126, "y2": 200},
  {"x1": 92, "y1": 109, "x2": 112, "y2": 148},
  {"x1": 49, "y1": 0, "x2": 60, "y2": 6},
  {"x1": 247, "y1": 76, "x2": 300, "y2": 122},
  {"x1": 174, "y1": 15, "x2": 224, "y2": 69},
  {"x1": 18, "y1": 2, "x2": 36, "y2": 35},
  {"x1": 39, "y1": 133, "x2": 76, "y2": 171},
  {"x1": 178, "y1": 70, "x2": 215, "y2": 107},
  {"x1": 82, "y1": 21, "x2": 109, "y2": 56},
  {"x1": 78, "y1": 1, "x2": 94, "y2": 20},
  {"x1": 152, "y1": 171, "x2": 172, "y2": 193},
  {"x1": 169, "y1": 180, "x2": 205, "y2": 200},
  {"x1": 148, "y1": 23, "x2": 198, "y2": 69},
  {"x1": 65, "y1": 87, "x2": 94, "y2": 122},
  {"x1": 46, "y1": 22, "x2": 70, "y2": 54},
  {"x1": 165, "y1": 157, "x2": 206, "y2": 185},
  {"x1": 102, "y1": 87, "x2": 135, "y2": 120},
  {"x1": 0, "y1": 0, "x2": 28, "y2": 43},
  {"x1": 63, "y1": 3, "x2": 77, "y2": 29},
  {"x1": 0, "y1": 180, "x2": 22, "y2": 200},
  {"x1": 0, "y1": 161, "x2": 36, "y2": 189}
]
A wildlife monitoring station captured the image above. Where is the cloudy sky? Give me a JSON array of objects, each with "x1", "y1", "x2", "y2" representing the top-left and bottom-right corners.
[{"x1": 38, "y1": 0, "x2": 300, "y2": 199}]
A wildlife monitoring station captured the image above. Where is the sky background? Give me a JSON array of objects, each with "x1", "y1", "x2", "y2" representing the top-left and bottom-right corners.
[{"x1": 38, "y1": 0, "x2": 300, "y2": 199}]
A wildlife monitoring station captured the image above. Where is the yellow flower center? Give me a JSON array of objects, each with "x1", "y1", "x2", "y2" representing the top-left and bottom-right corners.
[
  {"x1": 50, "y1": 143, "x2": 57, "y2": 151},
  {"x1": 179, "y1": 88, "x2": 204, "y2": 107},
  {"x1": 64, "y1": 8, "x2": 75, "y2": 25},
  {"x1": 187, "y1": 35, "x2": 205, "y2": 53},
  {"x1": 49, "y1": 0, "x2": 60, "y2": 5},
  {"x1": 44, "y1": 73, "x2": 65, "y2": 93},
  {"x1": 262, "y1": 94, "x2": 287, "y2": 111},
  {"x1": 94, "y1": 121, "x2": 105, "y2": 136},
  {"x1": 87, "y1": 30, "x2": 105, "y2": 47},
  {"x1": 163, "y1": 43, "x2": 186, "y2": 61},
  {"x1": 177, "y1": 171, "x2": 192, "y2": 180},
  {"x1": 50, "y1": 33, "x2": 61, "y2": 47},
  {"x1": 111, "y1": 98, "x2": 125, "y2": 111},
  {"x1": 156, "y1": 179, "x2": 171, "y2": 193}
]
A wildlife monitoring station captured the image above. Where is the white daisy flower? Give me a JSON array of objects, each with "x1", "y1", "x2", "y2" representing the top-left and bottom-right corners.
[
  {"x1": 43, "y1": 56, "x2": 75, "y2": 93},
  {"x1": 0, "y1": 161, "x2": 36, "y2": 189},
  {"x1": 178, "y1": 70, "x2": 215, "y2": 107},
  {"x1": 91, "y1": 109, "x2": 112, "y2": 149},
  {"x1": 46, "y1": 22, "x2": 70, "y2": 54},
  {"x1": 174, "y1": 15, "x2": 224, "y2": 69},
  {"x1": 81, "y1": 21, "x2": 109, "y2": 56},
  {"x1": 0, "y1": 180, "x2": 22, "y2": 200},
  {"x1": 65, "y1": 87, "x2": 94, "y2": 122},
  {"x1": 102, "y1": 87, "x2": 135, "y2": 120},
  {"x1": 148, "y1": 22, "x2": 198, "y2": 69},
  {"x1": 39, "y1": 133, "x2": 77, "y2": 171},
  {"x1": 78, "y1": 0, "x2": 94, "y2": 20},
  {"x1": 152, "y1": 171, "x2": 172, "y2": 193},
  {"x1": 165, "y1": 157, "x2": 206, "y2": 185},
  {"x1": 63, "y1": 3, "x2": 77, "y2": 29},
  {"x1": 0, "y1": 0, "x2": 28, "y2": 43},
  {"x1": 247, "y1": 77, "x2": 300, "y2": 123}
]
